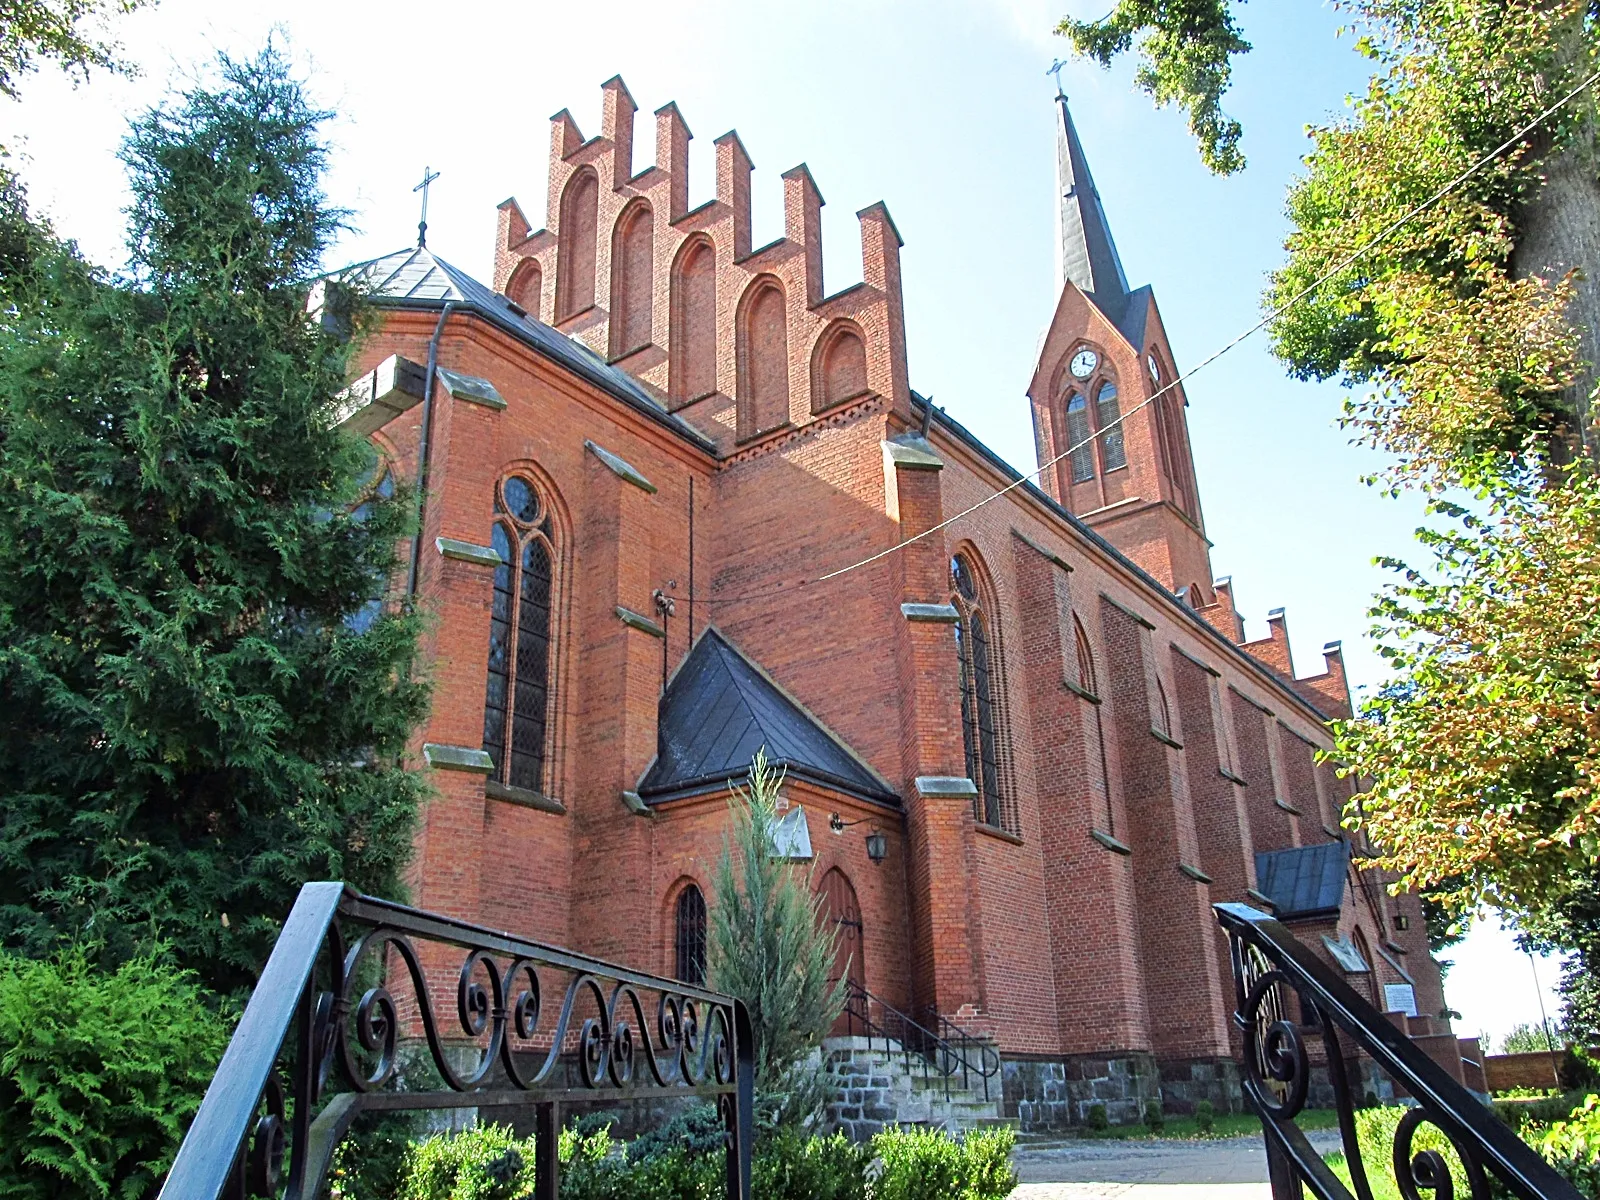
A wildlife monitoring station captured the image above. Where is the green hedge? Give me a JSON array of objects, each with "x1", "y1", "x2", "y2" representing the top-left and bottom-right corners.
[
  {"x1": 0, "y1": 948, "x2": 233, "y2": 1200},
  {"x1": 394, "y1": 1119, "x2": 1016, "y2": 1200}
]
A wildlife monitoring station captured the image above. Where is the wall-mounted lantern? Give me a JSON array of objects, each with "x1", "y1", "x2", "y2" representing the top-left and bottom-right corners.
[{"x1": 829, "y1": 812, "x2": 888, "y2": 866}]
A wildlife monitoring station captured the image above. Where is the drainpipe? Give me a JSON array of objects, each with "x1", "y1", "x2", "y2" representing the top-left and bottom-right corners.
[{"x1": 406, "y1": 301, "x2": 458, "y2": 599}]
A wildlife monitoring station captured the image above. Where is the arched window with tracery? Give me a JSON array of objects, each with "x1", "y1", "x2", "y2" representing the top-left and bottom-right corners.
[
  {"x1": 556, "y1": 168, "x2": 599, "y2": 321},
  {"x1": 1064, "y1": 392, "x2": 1094, "y2": 482},
  {"x1": 1096, "y1": 380, "x2": 1127, "y2": 471},
  {"x1": 951, "y1": 553, "x2": 1013, "y2": 833},
  {"x1": 1074, "y1": 615, "x2": 1115, "y2": 835},
  {"x1": 674, "y1": 883, "x2": 707, "y2": 985},
  {"x1": 484, "y1": 474, "x2": 560, "y2": 795}
]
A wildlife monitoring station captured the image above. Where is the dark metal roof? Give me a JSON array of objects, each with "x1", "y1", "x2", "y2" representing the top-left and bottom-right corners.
[
  {"x1": 638, "y1": 628, "x2": 898, "y2": 805},
  {"x1": 333, "y1": 247, "x2": 715, "y2": 453},
  {"x1": 1254, "y1": 841, "x2": 1351, "y2": 921},
  {"x1": 1057, "y1": 94, "x2": 1129, "y2": 300}
]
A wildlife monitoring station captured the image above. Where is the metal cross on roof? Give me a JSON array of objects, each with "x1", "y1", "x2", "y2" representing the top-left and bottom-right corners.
[
  {"x1": 414, "y1": 166, "x2": 441, "y2": 248},
  {"x1": 1047, "y1": 58, "x2": 1068, "y2": 99}
]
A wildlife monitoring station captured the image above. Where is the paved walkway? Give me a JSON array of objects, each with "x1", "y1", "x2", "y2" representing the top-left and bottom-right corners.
[{"x1": 1012, "y1": 1129, "x2": 1342, "y2": 1200}]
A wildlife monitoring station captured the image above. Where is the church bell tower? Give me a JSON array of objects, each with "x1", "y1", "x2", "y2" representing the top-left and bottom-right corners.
[{"x1": 1027, "y1": 90, "x2": 1214, "y2": 606}]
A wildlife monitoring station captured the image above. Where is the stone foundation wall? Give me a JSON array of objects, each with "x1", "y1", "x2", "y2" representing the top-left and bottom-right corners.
[
  {"x1": 1157, "y1": 1057, "x2": 1243, "y2": 1115},
  {"x1": 1002, "y1": 1052, "x2": 1161, "y2": 1131}
]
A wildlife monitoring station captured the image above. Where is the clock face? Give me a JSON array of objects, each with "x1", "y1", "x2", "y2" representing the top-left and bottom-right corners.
[
  {"x1": 1070, "y1": 348, "x2": 1098, "y2": 379},
  {"x1": 1147, "y1": 353, "x2": 1161, "y2": 384}
]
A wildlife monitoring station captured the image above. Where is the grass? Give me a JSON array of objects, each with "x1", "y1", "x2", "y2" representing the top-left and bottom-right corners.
[
  {"x1": 1078, "y1": 1108, "x2": 1342, "y2": 1141},
  {"x1": 1326, "y1": 1150, "x2": 1403, "y2": 1200}
]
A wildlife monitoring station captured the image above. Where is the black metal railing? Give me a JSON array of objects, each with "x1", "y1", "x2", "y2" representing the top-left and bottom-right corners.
[
  {"x1": 159, "y1": 882, "x2": 754, "y2": 1200},
  {"x1": 836, "y1": 981, "x2": 1001, "y2": 1102},
  {"x1": 1216, "y1": 901, "x2": 1584, "y2": 1200}
]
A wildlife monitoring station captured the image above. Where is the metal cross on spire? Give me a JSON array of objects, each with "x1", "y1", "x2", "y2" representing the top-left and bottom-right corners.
[
  {"x1": 1047, "y1": 58, "x2": 1068, "y2": 99},
  {"x1": 414, "y1": 166, "x2": 441, "y2": 248}
]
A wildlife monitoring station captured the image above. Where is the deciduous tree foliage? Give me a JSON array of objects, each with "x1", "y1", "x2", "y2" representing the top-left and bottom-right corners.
[
  {"x1": 0, "y1": 47, "x2": 429, "y2": 995},
  {"x1": 0, "y1": 0, "x2": 154, "y2": 101}
]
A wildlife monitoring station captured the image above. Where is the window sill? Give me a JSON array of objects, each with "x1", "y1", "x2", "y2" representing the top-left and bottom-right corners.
[
  {"x1": 975, "y1": 822, "x2": 1023, "y2": 846},
  {"x1": 1091, "y1": 828, "x2": 1132, "y2": 856},
  {"x1": 1065, "y1": 679, "x2": 1102, "y2": 704},
  {"x1": 1150, "y1": 728, "x2": 1183, "y2": 750},
  {"x1": 486, "y1": 781, "x2": 566, "y2": 814}
]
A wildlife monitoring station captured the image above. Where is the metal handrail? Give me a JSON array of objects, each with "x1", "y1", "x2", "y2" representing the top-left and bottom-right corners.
[
  {"x1": 1215, "y1": 901, "x2": 1583, "y2": 1200},
  {"x1": 160, "y1": 882, "x2": 754, "y2": 1200},
  {"x1": 836, "y1": 981, "x2": 1000, "y2": 1103}
]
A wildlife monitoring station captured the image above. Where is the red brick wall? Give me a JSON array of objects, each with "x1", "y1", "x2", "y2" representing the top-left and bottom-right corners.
[{"x1": 346, "y1": 78, "x2": 1453, "y2": 1076}]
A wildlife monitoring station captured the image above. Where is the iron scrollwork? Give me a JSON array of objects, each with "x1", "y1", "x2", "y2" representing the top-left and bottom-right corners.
[
  {"x1": 1217, "y1": 902, "x2": 1582, "y2": 1200},
  {"x1": 161, "y1": 883, "x2": 754, "y2": 1200}
]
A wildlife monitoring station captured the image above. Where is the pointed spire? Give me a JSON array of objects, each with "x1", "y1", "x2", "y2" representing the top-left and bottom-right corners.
[{"x1": 1055, "y1": 92, "x2": 1129, "y2": 299}]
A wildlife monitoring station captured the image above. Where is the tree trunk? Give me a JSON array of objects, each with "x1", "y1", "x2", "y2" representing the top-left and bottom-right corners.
[{"x1": 1509, "y1": 19, "x2": 1600, "y2": 460}]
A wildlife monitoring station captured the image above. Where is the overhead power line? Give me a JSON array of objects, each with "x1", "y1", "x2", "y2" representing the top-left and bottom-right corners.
[{"x1": 696, "y1": 66, "x2": 1600, "y2": 609}]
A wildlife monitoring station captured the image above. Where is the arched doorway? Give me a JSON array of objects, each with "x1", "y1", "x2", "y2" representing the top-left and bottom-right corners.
[{"x1": 821, "y1": 867, "x2": 865, "y2": 1035}]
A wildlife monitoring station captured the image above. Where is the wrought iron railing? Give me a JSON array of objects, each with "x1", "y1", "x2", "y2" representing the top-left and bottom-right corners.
[
  {"x1": 159, "y1": 882, "x2": 754, "y2": 1200},
  {"x1": 1216, "y1": 901, "x2": 1584, "y2": 1200},
  {"x1": 836, "y1": 981, "x2": 1001, "y2": 1102}
]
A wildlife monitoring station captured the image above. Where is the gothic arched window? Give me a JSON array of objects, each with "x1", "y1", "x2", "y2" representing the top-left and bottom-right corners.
[
  {"x1": 951, "y1": 553, "x2": 1013, "y2": 833},
  {"x1": 674, "y1": 883, "x2": 707, "y2": 985},
  {"x1": 557, "y1": 168, "x2": 599, "y2": 320},
  {"x1": 484, "y1": 474, "x2": 559, "y2": 795},
  {"x1": 1096, "y1": 380, "x2": 1127, "y2": 471},
  {"x1": 1064, "y1": 393, "x2": 1094, "y2": 482}
]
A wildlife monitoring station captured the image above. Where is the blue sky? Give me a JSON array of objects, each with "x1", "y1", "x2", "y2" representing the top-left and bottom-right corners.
[{"x1": 0, "y1": 0, "x2": 1565, "y2": 1047}]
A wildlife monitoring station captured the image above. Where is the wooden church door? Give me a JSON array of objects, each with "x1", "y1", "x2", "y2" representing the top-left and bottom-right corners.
[{"x1": 821, "y1": 868, "x2": 865, "y2": 1035}]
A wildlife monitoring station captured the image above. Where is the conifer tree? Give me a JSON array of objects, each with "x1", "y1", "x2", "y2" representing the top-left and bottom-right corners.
[
  {"x1": 0, "y1": 46, "x2": 429, "y2": 995},
  {"x1": 709, "y1": 750, "x2": 845, "y2": 1123}
]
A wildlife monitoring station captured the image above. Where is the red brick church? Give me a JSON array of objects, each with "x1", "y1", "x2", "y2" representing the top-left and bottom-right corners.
[{"x1": 329, "y1": 77, "x2": 1454, "y2": 1128}]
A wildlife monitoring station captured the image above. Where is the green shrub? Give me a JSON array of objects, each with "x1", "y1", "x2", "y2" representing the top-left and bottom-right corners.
[
  {"x1": 871, "y1": 1125, "x2": 1017, "y2": 1200},
  {"x1": 752, "y1": 1128, "x2": 870, "y2": 1200},
  {"x1": 1494, "y1": 1088, "x2": 1593, "y2": 1129},
  {"x1": 1354, "y1": 1105, "x2": 1472, "y2": 1198},
  {"x1": 1534, "y1": 1094, "x2": 1600, "y2": 1197},
  {"x1": 1194, "y1": 1100, "x2": 1215, "y2": 1134},
  {"x1": 0, "y1": 947, "x2": 233, "y2": 1200},
  {"x1": 400, "y1": 1124, "x2": 535, "y2": 1200},
  {"x1": 1143, "y1": 1102, "x2": 1165, "y2": 1132},
  {"x1": 1085, "y1": 1103, "x2": 1109, "y2": 1131}
]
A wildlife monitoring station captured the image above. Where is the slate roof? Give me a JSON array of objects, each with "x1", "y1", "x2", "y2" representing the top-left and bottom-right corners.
[
  {"x1": 637, "y1": 628, "x2": 897, "y2": 805},
  {"x1": 1055, "y1": 96, "x2": 1155, "y2": 350},
  {"x1": 1254, "y1": 841, "x2": 1351, "y2": 921},
  {"x1": 332, "y1": 247, "x2": 715, "y2": 453}
]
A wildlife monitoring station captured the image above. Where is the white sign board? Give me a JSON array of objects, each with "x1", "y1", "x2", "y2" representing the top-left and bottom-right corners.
[{"x1": 1384, "y1": 983, "x2": 1418, "y2": 1017}]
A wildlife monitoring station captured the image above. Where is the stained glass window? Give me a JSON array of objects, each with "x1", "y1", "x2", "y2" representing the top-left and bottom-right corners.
[{"x1": 483, "y1": 474, "x2": 559, "y2": 795}]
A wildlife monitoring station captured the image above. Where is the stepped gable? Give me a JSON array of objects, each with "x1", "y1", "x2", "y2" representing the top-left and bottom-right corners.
[
  {"x1": 336, "y1": 245, "x2": 714, "y2": 451},
  {"x1": 1253, "y1": 841, "x2": 1351, "y2": 921},
  {"x1": 638, "y1": 628, "x2": 897, "y2": 805},
  {"x1": 493, "y1": 76, "x2": 911, "y2": 455}
]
